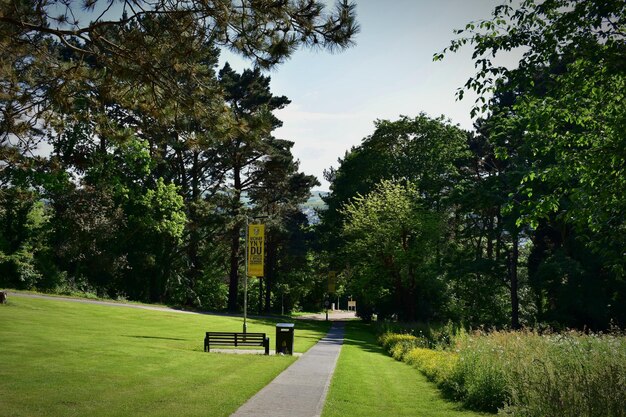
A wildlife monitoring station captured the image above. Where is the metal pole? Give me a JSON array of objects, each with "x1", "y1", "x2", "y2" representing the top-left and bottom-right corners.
[
  {"x1": 325, "y1": 298, "x2": 329, "y2": 321},
  {"x1": 243, "y1": 216, "x2": 248, "y2": 334},
  {"x1": 243, "y1": 215, "x2": 268, "y2": 333}
]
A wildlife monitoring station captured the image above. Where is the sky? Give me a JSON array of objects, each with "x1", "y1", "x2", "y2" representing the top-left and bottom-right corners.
[{"x1": 221, "y1": 0, "x2": 512, "y2": 190}]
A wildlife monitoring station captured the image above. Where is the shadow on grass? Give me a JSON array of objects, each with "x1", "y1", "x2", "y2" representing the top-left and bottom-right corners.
[
  {"x1": 122, "y1": 335, "x2": 190, "y2": 341},
  {"x1": 339, "y1": 322, "x2": 491, "y2": 416},
  {"x1": 340, "y1": 321, "x2": 387, "y2": 355},
  {"x1": 250, "y1": 317, "x2": 333, "y2": 339}
]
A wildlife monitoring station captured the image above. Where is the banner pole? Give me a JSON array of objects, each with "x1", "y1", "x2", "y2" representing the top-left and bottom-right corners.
[{"x1": 243, "y1": 216, "x2": 248, "y2": 334}]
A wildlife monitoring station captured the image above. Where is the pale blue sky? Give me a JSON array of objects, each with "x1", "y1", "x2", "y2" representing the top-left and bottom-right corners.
[{"x1": 222, "y1": 0, "x2": 513, "y2": 190}]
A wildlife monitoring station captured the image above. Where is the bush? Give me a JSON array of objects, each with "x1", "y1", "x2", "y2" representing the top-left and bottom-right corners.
[
  {"x1": 376, "y1": 320, "x2": 464, "y2": 349},
  {"x1": 404, "y1": 347, "x2": 458, "y2": 392}
]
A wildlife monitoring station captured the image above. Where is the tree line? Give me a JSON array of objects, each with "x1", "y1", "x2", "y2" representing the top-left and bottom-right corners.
[
  {"x1": 2, "y1": 0, "x2": 623, "y2": 330},
  {"x1": 319, "y1": 0, "x2": 625, "y2": 330}
]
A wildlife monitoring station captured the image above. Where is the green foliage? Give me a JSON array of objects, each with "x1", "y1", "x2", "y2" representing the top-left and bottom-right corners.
[
  {"x1": 377, "y1": 320, "x2": 465, "y2": 349},
  {"x1": 0, "y1": 246, "x2": 41, "y2": 287},
  {"x1": 319, "y1": 113, "x2": 527, "y2": 327},
  {"x1": 0, "y1": 193, "x2": 57, "y2": 289},
  {"x1": 404, "y1": 347, "x2": 459, "y2": 393},
  {"x1": 440, "y1": 0, "x2": 626, "y2": 276},
  {"x1": 452, "y1": 336, "x2": 510, "y2": 412},
  {"x1": 215, "y1": 63, "x2": 320, "y2": 312},
  {"x1": 512, "y1": 52, "x2": 626, "y2": 274},
  {"x1": 417, "y1": 0, "x2": 626, "y2": 330},
  {"x1": 342, "y1": 180, "x2": 444, "y2": 321},
  {"x1": 379, "y1": 332, "x2": 425, "y2": 357},
  {"x1": 501, "y1": 331, "x2": 626, "y2": 417},
  {"x1": 135, "y1": 178, "x2": 187, "y2": 240},
  {"x1": 0, "y1": 0, "x2": 359, "y2": 135},
  {"x1": 321, "y1": 113, "x2": 469, "y2": 251}
]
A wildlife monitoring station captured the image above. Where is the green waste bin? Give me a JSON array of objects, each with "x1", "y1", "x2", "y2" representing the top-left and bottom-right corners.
[{"x1": 275, "y1": 323, "x2": 295, "y2": 355}]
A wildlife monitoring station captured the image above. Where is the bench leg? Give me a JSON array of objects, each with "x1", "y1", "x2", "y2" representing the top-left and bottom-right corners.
[{"x1": 264, "y1": 337, "x2": 270, "y2": 355}]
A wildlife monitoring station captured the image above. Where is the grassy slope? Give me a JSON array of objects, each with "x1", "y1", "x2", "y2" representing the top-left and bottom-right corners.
[
  {"x1": 322, "y1": 322, "x2": 489, "y2": 417},
  {"x1": 0, "y1": 296, "x2": 329, "y2": 417}
]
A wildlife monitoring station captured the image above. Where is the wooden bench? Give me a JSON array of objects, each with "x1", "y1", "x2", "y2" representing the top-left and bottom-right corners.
[{"x1": 204, "y1": 332, "x2": 270, "y2": 355}]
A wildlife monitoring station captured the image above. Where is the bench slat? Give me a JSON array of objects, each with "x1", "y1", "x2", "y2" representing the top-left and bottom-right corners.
[{"x1": 204, "y1": 331, "x2": 270, "y2": 355}]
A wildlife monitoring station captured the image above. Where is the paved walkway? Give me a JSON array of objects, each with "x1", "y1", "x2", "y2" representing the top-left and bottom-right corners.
[
  {"x1": 230, "y1": 322, "x2": 345, "y2": 417},
  {"x1": 8, "y1": 292, "x2": 274, "y2": 320},
  {"x1": 296, "y1": 310, "x2": 357, "y2": 321},
  {"x1": 8, "y1": 292, "x2": 358, "y2": 323},
  {"x1": 211, "y1": 348, "x2": 303, "y2": 357},
  {"x1": 7, "y1": 291, "x2": 206, "y2": 315}
]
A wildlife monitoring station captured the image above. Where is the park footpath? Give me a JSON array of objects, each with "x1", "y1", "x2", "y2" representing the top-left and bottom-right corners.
[{"x1": 230, "y1": 322, "x2": 345, "y2": 417}]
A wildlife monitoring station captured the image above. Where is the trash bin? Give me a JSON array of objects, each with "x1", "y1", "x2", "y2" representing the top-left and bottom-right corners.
[{"x1": 275, "y1": 323, "x2": 295, "y2": 355}]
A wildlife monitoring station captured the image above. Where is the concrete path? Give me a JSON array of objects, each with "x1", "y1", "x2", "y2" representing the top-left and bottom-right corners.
[
  {"x1": 211, "y1": 348, "x2": 303, "y2": 357},
  {"x1": 8, "y1": 292, "x2": 359, "y2": 323},
  {"x1": 7, "y1": 291, "x2": 272, "y2": 319},
  {"x1": 296, "y1": 310, "x2": 358, "y2": 321},
  {"x1": 7, "y1": 291, "x2": 207, "y2": 315},
  {"x1": 230, "y1": 322, "x2": 345, "y2": 417}
]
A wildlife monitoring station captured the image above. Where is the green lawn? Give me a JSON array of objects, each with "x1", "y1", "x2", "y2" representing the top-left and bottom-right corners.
[
  {"x1": 0, "y1": 295, "x2": 330, "y2": 417},
  {"x1": 322, "y1": 322, "x2": 490, "y2": 417}
]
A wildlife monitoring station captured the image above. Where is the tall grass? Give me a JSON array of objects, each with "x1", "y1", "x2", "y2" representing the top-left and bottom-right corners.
[
  {"x1": 494, "y1": 330, "x2": 626, "y2": 417},
  {"x1": 379, "y1": 327, "x2": 626, "y2": 416}
]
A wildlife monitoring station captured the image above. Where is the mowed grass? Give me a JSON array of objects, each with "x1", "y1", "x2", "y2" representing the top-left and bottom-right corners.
[
  {"x1": 0, "y1": 295, "x2": 330, "y2": 417},
  {"x1": 322, "y1": 322, "x2": 489, "y2": 417}
]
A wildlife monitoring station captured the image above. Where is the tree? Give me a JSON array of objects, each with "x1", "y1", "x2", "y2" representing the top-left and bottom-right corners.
[
  {"x1": 341, "y1": 180, "x2": 444, "y2": 321},
  {"x1": 437, "y1": 0, "x2": 626, "y2": 275},
  {"x1": 437, "y1": 0, "x2": 625, "y2": 328},
  {"x1": 0, "y1": 189, "x2": 50, "y2": 289},
  {"x1": 449, "y1": 110, "x2": 533, "y2": 329},
  {"x1": 215, "y1": 63, "x2": 298, "y2": 312},
  {"x1": 1, "y1": 0, "x2": 358, "y2": 144},
  {"x1": 0, "y1": 0, "x2": 358, "y2": 68},
  {"x1": 320, "y1": 114, "x2": 468, "y2": 258},
  {"x1": 248, "y1": 139, "x2": 319, "y2": 313}
]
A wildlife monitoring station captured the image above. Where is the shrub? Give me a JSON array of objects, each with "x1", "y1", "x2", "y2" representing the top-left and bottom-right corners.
[
  {"x1": 379, "y1": 332, "x2": 417, "y2": 351},
  {"x1": 376, "y1": 320, "x2": 464, "y2": 349},
  {"x1": 379, "y1": 332, "x2": 429, "y2": 361},
  {"x1": 404, "y1": 347, "x2": 459, "y2": 392}
]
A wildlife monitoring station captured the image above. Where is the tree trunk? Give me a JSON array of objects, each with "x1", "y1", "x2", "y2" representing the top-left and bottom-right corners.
[
  {"x1": 227, "y1": 165, "x2": 242, "y2": 312},
  {"x1": 264, "y1": 235, "x2": 276, "y2": 314},
  {"x1": 186, "y1": 151, "x2": 201, "y2": 306},
  {"x1": 510, "y1": 231, "x2": 520, "y2": 329},
  {"x1": 486, "y1": 210, "x2": 494, "y2": 260},
  {"x1": 227, "y1": 228, "x2": 240, "y2": 312},
  {"x1": 258, "y1": 277, "x2": 264, "y2": 315}
]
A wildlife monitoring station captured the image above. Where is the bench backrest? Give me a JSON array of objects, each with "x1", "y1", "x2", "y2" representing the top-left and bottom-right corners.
[{"x1": 205, "y1": 332, "x2": 267, "y2": 346}]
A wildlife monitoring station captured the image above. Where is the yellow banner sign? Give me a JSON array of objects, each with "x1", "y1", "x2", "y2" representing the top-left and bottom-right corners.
[{"x1": 247, "y1": 224, "x2": 265, "y2": 277}]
